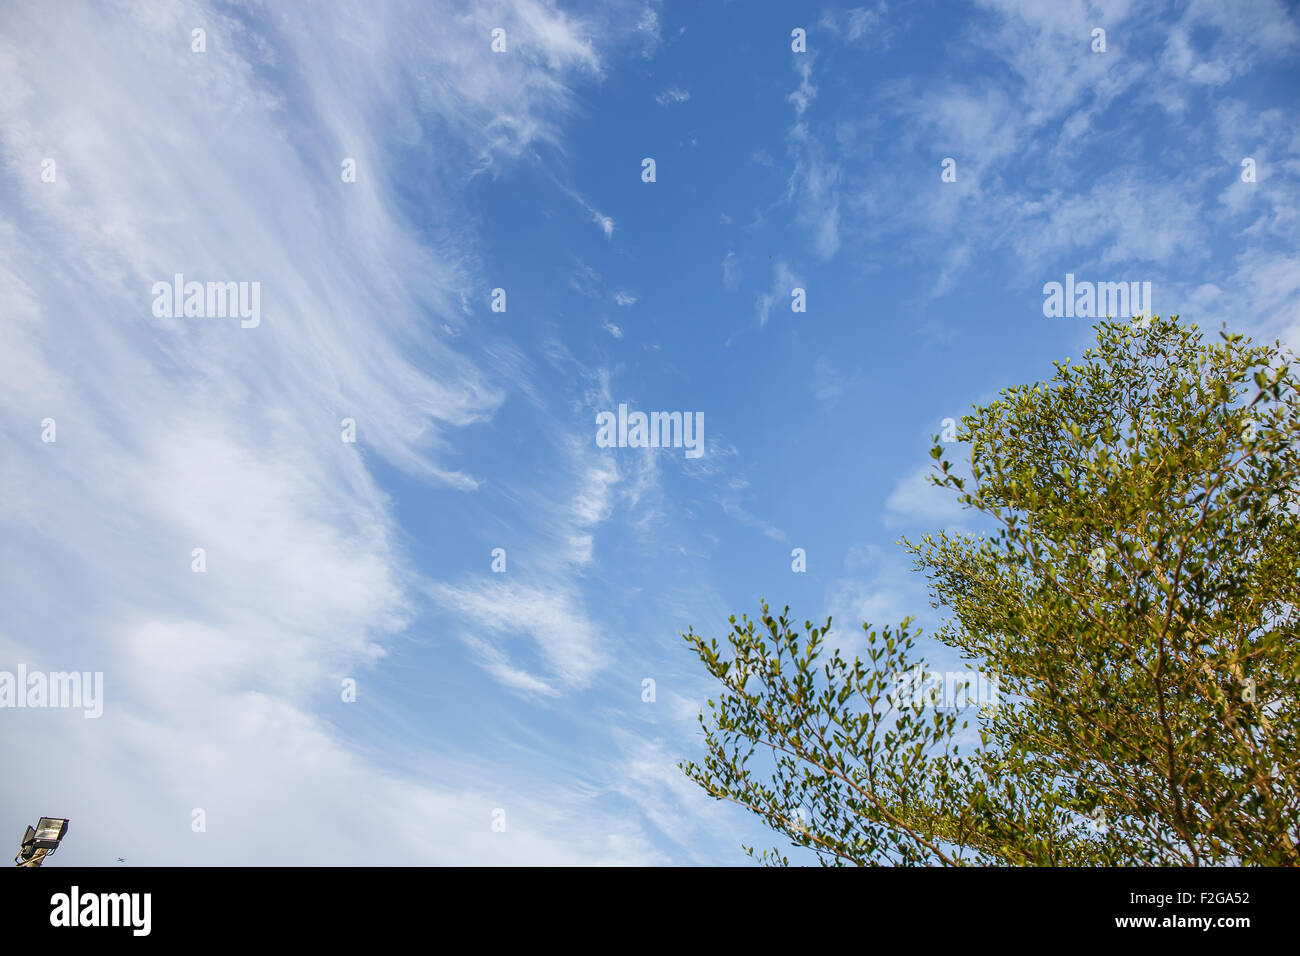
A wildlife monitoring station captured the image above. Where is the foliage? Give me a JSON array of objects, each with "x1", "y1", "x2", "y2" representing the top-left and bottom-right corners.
[{"x1": 681, "y1": 316, "x2": 1300, "y2": 865}]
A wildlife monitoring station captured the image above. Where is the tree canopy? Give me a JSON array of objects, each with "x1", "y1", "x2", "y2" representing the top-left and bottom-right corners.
[{"x1": 681, "y1": 315, "x2": 1300, "y2": 865}]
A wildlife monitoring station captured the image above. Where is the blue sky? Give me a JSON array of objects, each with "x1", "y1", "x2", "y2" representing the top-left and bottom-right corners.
[{"x1": 1, "y1": 0, "x2": 1298, "y2": 864}]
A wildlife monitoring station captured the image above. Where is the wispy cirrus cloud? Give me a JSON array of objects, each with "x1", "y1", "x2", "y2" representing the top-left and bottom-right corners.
[
  {"x1": 655, "y1": 85, "x2": 690, "y2": 106},
  {"x1": 755, "y1": 258, "x2": 804, "y2": 327},
  {"x1": 430, "y1": 579, "x2": 607, "y2": 694},
  {"x1": 0, "y1": 0, "x2": 666, "y2": 865}
]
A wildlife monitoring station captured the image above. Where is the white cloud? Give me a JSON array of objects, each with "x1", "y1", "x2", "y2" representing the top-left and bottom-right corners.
[
  {"x1": 0, "y1": 0, "x2": 659, "y2": 865},
  {"x1": 787, "y1": 58, "x2": 817, "y2": 117},
  {"x1": 847, "y1": 3, "x2": 890, "y2": 44},
  {"x1": 721, "y1": 251, "x2": 741, "y2": 290},
  {"x1": 883, "y1": 464, "x2": 969, "y2": 528},
  {"x1": 783, "y1": 57, "x2": 841, "y2": 260},
  {"x1": 569, "y1": 260, "x2": 602, "y2": 297},
  {"x1": 609, "y1": 734, "x2": 733, "y2": 852},
  {"x1": 430, "y1": 580, "x2": 607, "y2": 690},
  {"x1": 655, "y1": 85, "x2": 690, "y2": 106},
  {"x1": 755, "y1": 258, "x2": 804, "y2": 326},
  {"x1": 635, "y1": 4, "x2": 663, "y2": 57},
  {"x1": 717, "y1": 487, "x2": 787, "y2": 542},
  {"x1": 812, "y1": 355, "x2": 846, "y2": 403},
  {"x1": 572, "y1": 460, "x2": 620, "y2": 529}
]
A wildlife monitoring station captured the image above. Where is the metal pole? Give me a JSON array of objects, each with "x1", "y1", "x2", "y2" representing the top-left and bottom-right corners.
[{"x1": 15, "y1": 847, "x2": 50, "y2": 867}]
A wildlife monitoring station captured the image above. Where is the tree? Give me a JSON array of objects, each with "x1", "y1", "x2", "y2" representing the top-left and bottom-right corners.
[{"x1": 681, "y1": 315, "x2": 1300, "y2": 865}]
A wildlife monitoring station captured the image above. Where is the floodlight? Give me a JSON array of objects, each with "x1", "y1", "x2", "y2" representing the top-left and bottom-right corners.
[
  {"x1": 15, "y1": 817, "x2": 68, "y2": 866},
  {"x1": 17, "y1": 826, "x2": 37, "y2": 861},
  {"x1": 32, "y1": 817, "x2": 68, "y2": 849}
]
